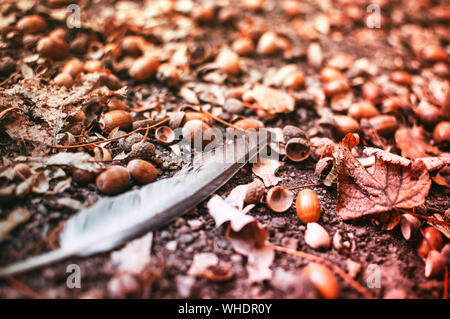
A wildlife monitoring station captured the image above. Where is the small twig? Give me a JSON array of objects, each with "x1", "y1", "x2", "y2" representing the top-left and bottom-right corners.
[
  {"x1": 444, "y1": 267, "x2": 448, "y2": 300},
  {"x1": 273, "y1": 245, "x2": 375, "y2": 299},
  {"x1": 51, "y1": 117, "x2": 169, "y2": 149},
  {"x1": 5, "y1": 276, "x2": 42, "y2": 299},
  {"x1": 0, "y1": 70, "x2": 19, "y2": 87},
  {"x1": 288, "y1": 182, "x2": 323, "y2": 191},
  {"x1": 181, "y1": 105, "x2": 242, "y2": 130}
]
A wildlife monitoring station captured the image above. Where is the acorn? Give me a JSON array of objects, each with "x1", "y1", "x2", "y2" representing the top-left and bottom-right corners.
[
  {"x1": 99, "y1": 110, "x2": 133, "y2": 133},
  {"x1": 307, "y1": 43, "x2": 323, "y2": 68},
  {"x1": 104, "y1": 43, "x2": 121, "y2": 59},
  {"x1": 129, "y1": 55, "x2": 160, "y2": 81},
  {"x1": 433, "y1": 121, "x2": 450, "y2": 144},
  {"x1": 62, "y1": 59, "x2": 84, "y2": 78},
  {"x1": 333, "y1": 115, "x2": 359, "y2": 137},
  {"x1": 16, "y1": 15, "x2": 47, "y2": 34},
  {"x1": 348, "y1": 101, "x2": 379, "y2": 119},
  {"x1": 390, "y1": 70, "x2": 412, "y2": 86},
  {"x1": 286, "y1": 138, "x2": 310, "y2": 162},
  {"x1": 120, "y1": 35, "x2": 144, "y2": 56},
  {"x1": 107, "y1": 99, "x2": 129, "y2": 111},
  {"x1": 400, "y1": 214, "x2": 420, "y2": 240},
  {"x1": 302, "y1": 263, "x2": 339, "y2": 299},
  {"x1": 305, "y1": 222, "x2": 330, "y2": 250},
  {"x1": 368, "y1": 115, "x2": 398, "y2": 136},
  {"x1": 215, "y1": 48, "x2": 240, "y2": 75},
  {"x1": 362, "y1": 81, "x2": 381, "y2": 101},
  {"x1": 72, "y1": 168, "x2": 96, "y2": 185},
  {"x1": 83, "y1": 60, "x2": 102, "y2": 73},
  {"x1": 256, "y1": 31, "x2": 279, "y2": 55},
  {"x1": 266, "y1": 186, "x2": 294, "y2": 213},
  {"x1": 183, "y1": 112, "x2": 213, "y2": 125},
  {"x1": 232, "y1": 37, "x2": 254, "y2": 56},
  {"x1": 415, "y1": 102, "x2": 443, "y2": 127},
  {"x1": 156, "y1": 63, "x2": 180, "y2": 87},
  {"x1": 192, "y1": 6, "x2": 215, "y2": 23},
  {"x1": 233, "y1": 118, "x2": 264, "y2": 131},
  {"x1": 296, "y1": 189, "x2": 321, "y2": 223},
  {"x1": 282, "y1": 0, "x2": 301, "y2": 16},
  {"x1": 54, "y1": 73, "x2": 73, "y2": 88},
  {"x1": 244, "y1": 179, "x2": 266, "y2": 204},
  {"x1": 282, "y1": 71, "x2": 305, "y2": 89},
  {"x1": 127, "y1": 159, "x2": 158, "y2": 185},
  {"x1": 70, "y1": 34, "x2": 89, "y2": 54},
  {"x1": 243, "y1": 0, "x2": 264, "y2": 11},
  {"x1": 182, "y1": 119, "x2": 216, "y2": 148},
  {"x1": 324, "y1": 78, "x2": 350, "y2": 96},
  {"x1": 96, "y1": 166, "x2": 130, "y2": 195},
  {"x1": 425, "y1": 250, "x2": 446, "y2": 278},
  {"x1": 422, "y1": 45, "x2": 448, "y2": 62},
  {"x1": 282, "y1": 125, "x2": 308, "y2": 141},
  {"x1": 49, "y1": 27, "x2": 67, "y2": 40},
  {"x1": 100, "y1": 72, "x2": 123, "y2": 90},
  {"x1": 36, "y1": 36, "x2": 68, "y2": 59},
  {"x1": 320, "y1": 66, "x2": 344, "y2": 83},
  {"x1": 417, "y1": 227, "x2": 443, "y2": 258},
  {"x1": 155, "y1": 126, "x2": 176, "y2": 144}
]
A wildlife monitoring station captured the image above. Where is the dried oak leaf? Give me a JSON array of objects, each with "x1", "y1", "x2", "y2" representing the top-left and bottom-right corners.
[
  {"x1": 252, "y1": 157, "x2": 282, "y2": 187},
  {"x1": 395, "y1": 126, "x2": 440, "y2": 159},
  {"x1": 334, "y1": 134, "x2": 431, "y2": 220},
  {"x1": 246, "y1": 85, "x2": 295, "y2": 114},
  {"x1": 207, "y1": 195, "x2": 274, "y2": 282}
]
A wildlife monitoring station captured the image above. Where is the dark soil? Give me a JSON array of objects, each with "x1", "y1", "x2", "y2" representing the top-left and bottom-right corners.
[{"x1": 0, "y1": 0, "x2": 449, "y2": 299}]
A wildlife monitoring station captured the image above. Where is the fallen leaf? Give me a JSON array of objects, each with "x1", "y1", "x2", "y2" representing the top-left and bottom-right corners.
[
  {"x1": 247, "y1": 85, "x2": 295, "y2": 114},
  {"x1": 395, "y1": 126, "x2": 440, "y2": 159},
  {"x1": 187, "y1": 253, "x2": 219, "y2": 276},
  {"x1": 252, "y1": 157, "x2": 282, "y2": 187},
  {"x1": 334, "y1": 134, "x2": 431, "y2": 220},
  {"x1": 207, "y1": 195, "x2": 274, "y2": 282}
]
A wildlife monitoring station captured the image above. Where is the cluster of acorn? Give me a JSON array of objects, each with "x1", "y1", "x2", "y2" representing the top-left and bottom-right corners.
[{"x1": 400, "y1": 214, "x2": 449, "y2": 279}]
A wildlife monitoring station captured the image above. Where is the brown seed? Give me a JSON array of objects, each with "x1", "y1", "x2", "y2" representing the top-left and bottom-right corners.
[
  {"x1": 36, "y1": 36, "x2": 68, "y2": 59},
  {"x1": 305, "y1": 222, "x2": 330, "y2": 249},
  {"x1": 156, "y1": 63, "x2": 180, "y2": 87},
  {"x1": 96, "y1": 166, "x2": 130, "y2": 195},
  {"x1": 417, "y1": 227, "x2": 443, "y2": 258},
  {"x1": 243, "y1": 0, "x2": 264, "y2": 11},
  {"x1": 54, "y1": 73, "x2": 73, "y2": 87},
  {"x1": 324, "y1": 78, "x2": 350, "y2": 96},
  {"x1": 368, "y1": 115, "x2": 398, "y2": 136},
  {"x1": 183, "y1": 112, "x2": 213, "y2": 125},
  {"x1": 215, "y1": 48, "x2": 240, "y2": 75},
  {"x1": 107, "y1": 99, "x2": 129, "y2": 111},
  {"x1": 302, "y1": 263, "x2": 339, "y2": 299},
  {"x1": 129, "y1": 55, "x2": 159, "y2": 81},
  {"x1": 127, "y1": 159, "x2": 158, "y2": 185},
  {"x1": 192, "y1": 6, "x2": 215, "y2": 23},
  {"x1": 266, "y1": 186, "x2": 294, "y2": 213},
  {"x1": 182, "y1": 119, "x2": 216, "y2": 148},
  {"x1": 282, "y1": 71, "x2": 305, "y2": 89},
  {"x1": 72, "y1": 168, "x2": 96, "y2": 185},
  {"x1": 155, "y1": 126, "x2": 176, "y2": 144},
  {"x1": 83, "y1": 60, "x2": 102, "y2": 73},
  {"x1": 415, "y1": 102, "x2": 443, "y2": 126},
  {"x1": 232, "y1": 37, "x2": 254, "y2": 56},
  {"x1": 282, "y1": 125, "x2": 308, "y2": 141},
  {"x1": 233, "y1": 118, "x2": 264, "y2": 131},
  {"x1": 381, "y1": 96, "x2": 408, "y2": 114},
  {"x1": 286, "y1": 138, "x2": 310, "y2": 162},
  {"x1": 104, "y1": 43, "x2": 121, "y2": 59},
  {"x1": 62, "y1": 59, "x2": 84, "y2": 78},
  {"x1": 256, "y1": 31, "x2": 279, "y2": 55},
  {"x1": 67, "y1": 110, "x2": 86, "y2": 123},
  {"x1": 120, "y1": 36, "x2": 144, "y2": 56},
  {"x1": 99, "y1": 72, "x2": 123, "y2": 90},
  {"x1": 70, "y1": 34, "x2": 89, "y2": 54},
  {"x1": 400, "y1": 214, "x2": 420, "y2": 241},
  {"x1": 333, "y1": 115, "x2": 359, "y2": 137},
  {"x1": 390, "y1": 70, "x2": 412, "y2": 86},
  {"x1": 307, "y1": 43, "x2": 323, "y2": 68},
  {"x1": 296, "y1": 189, "x2": 321, "y2": 223},
  {"x1": 362, "y1": 81, "x2": 381, "y2": 101},
  {"x1": 320, "y1": 66, "x2": 344, "y2": 83},
  {"x1": 16, "y1": 15, "x2": 47, "y2": 34},
  {"x1": 99, "y1": 110, "x2": 133, "y2": 133},
  {"x1": 433, "y1": 121, "x2": 450, "y2": 144},
  {"x1": 49, "y1": 27, "x2": 67, "y2": 40},
  {"x1": 348, "y1": 101, "x2": 379, "y2": 119},
  {"x1": 425, "y1": 250, "x2": 446, "y2": 278},
  {"x1": 422, "y1": 45, "x2": 448, "y2": 62}
]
